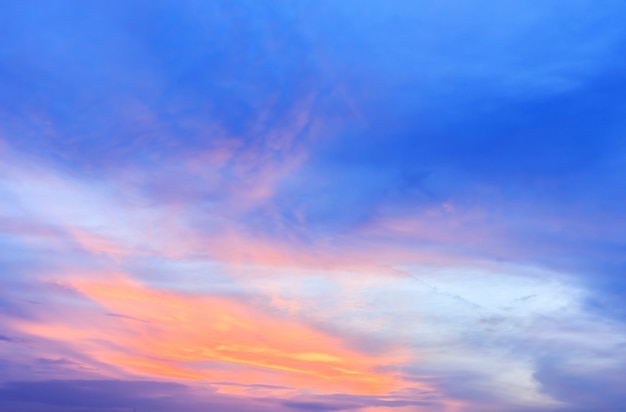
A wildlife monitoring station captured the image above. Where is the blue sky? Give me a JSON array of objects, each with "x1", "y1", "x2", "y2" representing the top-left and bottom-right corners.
[{"x1": 1, "y1": 1, "x2": 626, "y2": 411}]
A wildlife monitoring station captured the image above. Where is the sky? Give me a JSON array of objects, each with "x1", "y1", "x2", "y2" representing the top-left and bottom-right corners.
[{"x1": 1, "y1": 1, "x2": 626, "y2": 411}]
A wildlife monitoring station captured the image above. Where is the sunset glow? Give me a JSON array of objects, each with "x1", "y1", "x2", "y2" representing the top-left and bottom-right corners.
[{"x1": 2, "y1": 1, "x2": 626, "y2": 411}]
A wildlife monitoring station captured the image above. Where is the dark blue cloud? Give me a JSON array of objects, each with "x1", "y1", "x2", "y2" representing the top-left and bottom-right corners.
[
  {"x1": 0, "y1": 379, "x2": 437, "y2": 412},
  {"x1": 0, "y1": 379, "x2": 188, "y2": 409},
  {"x1": 283, "y1": 401, "x2": 344, "y2": 411},
  {"x1": 0, "y1": 379, "x2": 285, "y2": 412},
  {"x1": 280, "y1": 391, "x2": 437, "y2": 412},
  {"x1": 534, "y1": 357, "x2": 626, "y2": 412}
]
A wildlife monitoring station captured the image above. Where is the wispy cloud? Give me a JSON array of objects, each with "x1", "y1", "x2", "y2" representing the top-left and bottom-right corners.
[{"x1": 2, "y1": 1, "x2": 626, "y2": 411}]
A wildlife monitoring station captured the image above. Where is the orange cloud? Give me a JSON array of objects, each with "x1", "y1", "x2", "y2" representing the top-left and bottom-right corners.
[{"x1": 19, "y1": 273, "x2": 414, "y2": 396}]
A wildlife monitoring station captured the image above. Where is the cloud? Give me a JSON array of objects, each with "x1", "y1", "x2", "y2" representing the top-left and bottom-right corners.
[
  {"x1": 1, "y1": 2, "x2": 626, "y2": 412},
  {"x1": 0, "y1": 379, "x2": 283, "y2": 412},
  {"x1": 0, "y1": 379, "x2": 187, "y2": 408},
  {"x1": 0, "y1": 379, "x2": 450, "y2": 412},
  {"x1": 283, "y1": 401, "x2": 345, "y2": 411},
  {"x1": 7, "y1": 272, "x2": 412, "y2": 396},
  {"x1": 534, "y1": 357, "x2": 626, "y2": 412}
]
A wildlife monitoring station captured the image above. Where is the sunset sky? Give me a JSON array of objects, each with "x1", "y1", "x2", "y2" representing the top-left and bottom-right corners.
[{"x1": 1, "y1": 1, "x2": 626, "y2": 411}]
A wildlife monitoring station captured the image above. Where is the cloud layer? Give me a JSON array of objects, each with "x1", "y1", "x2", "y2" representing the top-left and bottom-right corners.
[{"x1": 1, "y1": 1, "x2": 626, "y2": 411}]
